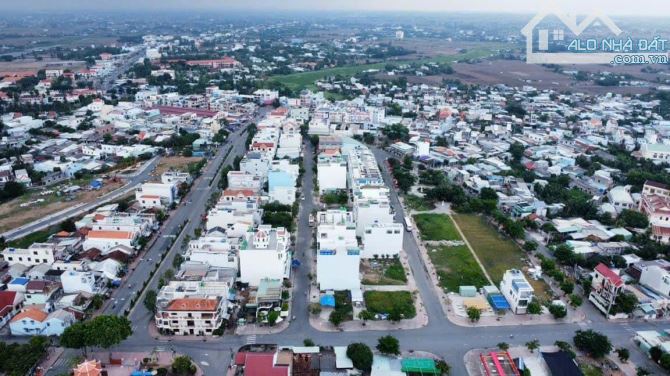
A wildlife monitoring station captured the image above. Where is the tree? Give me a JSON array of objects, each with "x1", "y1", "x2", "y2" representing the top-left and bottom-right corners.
[
  {"x1": 618, "y1": 209, "x2": 649, "y2": 228},
  {"x1": 61, "y1": 321, "x2": 92, "y2": 356},
  {"x1": 508, "y1": 142, "x2": 525, "y2": 161},
  {"x1": 466, "y1": 307, "x2": 481, "y2": 323},
  {"x1": 523, "y1": 241, "x2": 538, "y2": 252},
  {"x1": 527, "y1": 300, "x2": 542, "y2": 315},
  {"x1": 358, "y1": 310, "x2": 374, "y2": 321},
  {"x1": 649, "y1": 346, "x2": 663, "y2": 363},
  {"x1": 60, "y1": 218, "x2": 77, "y2": 232},
  {"x1": 267, "y1": 311, "x2": 280, "y2": 326},
  {"x1": 144, "y1": 290, "x2": 157, "y2": 312},
  {"x1": 549, "y1": 304, "x2": 567, "y2": 319},
  {"x1": 636, "y1": 367, "x2": 651, "y2": 376},
  {"x1": 377, "y1": 335, "x2": 400, "y2": 356},
  {"x1": 526, "y1": 339, "x2": 540, "y2": 353},
  {"x1": 171, "y1": 355, "x2": 196, "y2": 375},
  {"x1": 615, "y1": 347, "x2": 630, "y2": 363},
  {"x1": 554, "y1": 340, "x2": 576, "y2": 358},
  {"x1": 303, "y1": 339, "x2": 315, "y2": 347},
  {"x1": 569, "y1": 294, "x2": 583, "y2": 308},
  {"x1": 660, "y1": 353, "x2": 670, "y2": 371},
  {"x1": 436, "y1": 360, "x2": 451, "y2": 375},
  {"x1": 560, "y1": 281, "x2": 574, "y2": 294},
  {"x1": 479, "y1": 187, "x2": 498, "y2": 201},
  {"x1": 87, "y1": 315, "x2": 132, "y2": 349},
  {"x1": 573, "y1": 330, "x2": 612, "y2": 358},
  {"x1": 382, "y1": 123, "x2": 410, "y2": 142},
  {"x1": 612, "y1": 292, "x2": 638, "y2": 314},
  {"x1": 346, "y1": 343, "x2": 373, "y2": 372},
  {"x1": 329, "y1": 310, "x2": 345, "y2": 327},
  {"x1": 497, "y1": 342, "x2": 510, "y2": 351}
]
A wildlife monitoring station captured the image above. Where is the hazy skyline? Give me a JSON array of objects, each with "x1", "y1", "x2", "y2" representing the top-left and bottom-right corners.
[{"x1": 7, "y1": 0, "x2": 670, "y2": 17}]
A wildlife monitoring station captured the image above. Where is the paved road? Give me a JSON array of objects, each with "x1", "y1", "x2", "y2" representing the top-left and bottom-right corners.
[
  {"x1": 95, "y1": 48, "x2": 146, "y2": 93},
  {"x1": 2, "y1": 156, "x2": 160, "y2": 242},
  {"x1": 47, "y1": 138, "x2": 668, "y2": 375}
]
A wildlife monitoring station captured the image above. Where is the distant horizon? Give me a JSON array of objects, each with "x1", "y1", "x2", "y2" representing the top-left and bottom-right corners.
[{"x1": 5, "y1": 0, "x2": 670, "y2": 18}]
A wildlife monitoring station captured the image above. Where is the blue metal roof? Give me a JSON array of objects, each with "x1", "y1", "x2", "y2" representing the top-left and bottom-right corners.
[{"x1": 488, "y1": 294, "x2": 511, "y2": 310}]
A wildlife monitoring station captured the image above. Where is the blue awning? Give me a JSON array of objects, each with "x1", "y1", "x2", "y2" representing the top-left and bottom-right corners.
[{"x1": 320, "y1": 295, "x2": 336, "y2": 307}]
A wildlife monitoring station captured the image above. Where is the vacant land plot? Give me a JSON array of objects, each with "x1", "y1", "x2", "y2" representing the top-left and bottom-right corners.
[
  {"x1": 0, "y1": 178, "x2": 125, "y2": 233},
  {"x1": 0, "y1": 58, "x2": 86, "y2": 76},
  {"x1": 451, "y1": 214, "x2": 551, "y2": 299},
  {"x1": 361, "y1": 258, "x2": 407, "y2": 285},
  {"x1": 404, "y1": 194, "x2": 434, "y2": 212},
  {"x1": 271, "y1": 47, "x2": 498, "y2": 91},
  {"x1": 364, "y1": 291, "x2": 416, "y2": 319},
  {"x1": 152, "y1": 156, "x2": 203, "y2": 182},
  {"x1": 428, "y1": 245, "x2": 489, "y2": 292},
  {"x1": 413, "y1": 213, "x2": 460, "y2": 241}
]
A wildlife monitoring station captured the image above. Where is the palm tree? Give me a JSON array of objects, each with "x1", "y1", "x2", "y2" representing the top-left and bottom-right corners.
[{"x1": 526, "y1": 339, "x2": 540, "y2": 353}]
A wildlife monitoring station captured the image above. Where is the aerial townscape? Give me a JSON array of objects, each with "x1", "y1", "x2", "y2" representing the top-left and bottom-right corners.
[{"x1": 3, "y1": 1, "x2": 670, "y2": 376}]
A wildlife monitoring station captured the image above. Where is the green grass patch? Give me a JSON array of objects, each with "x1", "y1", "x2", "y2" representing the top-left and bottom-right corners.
[
  {"x1": 451, "y1": 214, "x2": 524, "y2": 284},
  {"x1": 364, "y1": 291, "x2": 416, "y2": 319},
  {"x1": 7, "y1": 227, "x2": 57, "y2": 248},
  {"x1": 404, "y1": 194, "x2": 435, "y2": 212},
  {"x1": 580, "y1": 365, "x2": 603, "y2": 376},
  {"x1": 427, "y1": 245, "x2": 489, "y2": 291},
  {"x1": 451, "y1": 214, "x2": 552, "y2": 300},
  {"x1": 270, "y1": 47, "x2": 497, "y2": 91},
  {"x1": 413, "y1": 213, "x2": 460, "y2": 241},
  {"x1": 383, "y1": 259, "x2": 408, "y2": 282},
  {"x1": 334, "y1": 290, "x2": 353, "y2": 321}
]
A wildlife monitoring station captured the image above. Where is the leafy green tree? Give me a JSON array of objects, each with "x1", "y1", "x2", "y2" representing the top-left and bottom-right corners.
[
  {"x1": 171, "y1": 355, "x2": 196, "y2": 375},
  {"x1": 612, "y1": 292, "x2": 638, "y2": 314},
  {"x1": 649, "y1": 346, "x2": 663, "y2": 362},
  {"x1": 616, "y1": 347, "x2": 630, "y2": 363},
  {"x1": 497, "y1": 342, "x2": 510, "y2": 351},
  {"x1": 144, "y1": 290, "x2": 157, "y2": 313},
  {"x1": 60, "y1": 218, "x2": 77, "y2": 232},
  {"x1": 382, "y1": 123, "x2": 410, "y2": 142},
  {"x1": 303, "y1": 339, "x2": 315, "y2": 347},
  {"x1": 560, "y1": 281, "x2": 575, "y2": 294},
  {"x1": 660, "y1": 353, "x2": 670, "y2": 371},
  {"x1": 87, "y1": 315, "x2": 132, "y2": 349},
  {"x1": 554, "y1": 340, "x2": 576, "y2": 358},
  {"x1": 267, "y1": 311, "x2": 280, "y2": 326},
  {"x1": 618, "y1": 209, "x2": 649, "y2": 228},
  {"x1": 436, "y1": 360, "x2": 451, "y2": 375},
  {"x1": 376, "y1": 335, "x2": 400, "y2": 356},
  {"x1": 569, "y1": 294, "x2": 583, "y2": 308},
  {"x1": 523, "y1": 241, "x2": 538, "y2": 252},
  {"x1": 526, "y1": 339, "x2": 540, "y2": 353},
  {"x1": 527, "y1": 300, "x2": 542, "y2": 315},
  {"x1": 61, "y1": 321, "x2": 92, "y2": 356},
  {"x1": 549, "y1": 304, "x2": 567, "y2": 319},
  {"x1": 467, "y1": 307, "x2": 481, "y2": 322},
  {"x1": 573, "y1": 330, "x2": 612, "y2": 358},
  {"x1": 508, "y1": 142, "x2": 525, "y2": 161},
  {"x1": 329, "y1": 310, "x2": 345, "y2": 327},
  {"x1": 346, "y1": 343, "x2": 373, "y2": 372}
]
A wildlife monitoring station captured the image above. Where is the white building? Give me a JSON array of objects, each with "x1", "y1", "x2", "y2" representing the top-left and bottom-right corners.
[
  {"x1": 2, "y1": 244, "x2": 55, "y2": 266},
  {"x1": 500, "y1": 269, "x2": 534, "y2": 314},
  {"x1": 317, "y1": 246, "x2": 361, "y2": 291},
  {"x1": 185, "y1": 234, "x2": 238, "y2": 270},
  {"x1": 155, "y1": 297, "x2": 226, "y2": 336},
  {"x1": 639, "y1": 265, "x2": 670, "y2": 297},
  {"x1": 83, "y1": 230, "x2": 138, "y2": 252},
  {"x1": 317, "y1": 155, "x2": 347, "y2": 193},
  {"x1": 353, "y1": 198, "x2": 394, "y2": 237},
  {"x1": 9, "y1": 308, "x2": 75, "y2": 336},
  {"x1": 239, "y1": 226, "x2": 291, "y2": 286},
  {"x1": 361, "y1": 223, "x2": 403, "y2": 258},
  {"x1": 227, "y1": 171, "x2": 263, "y2": 192},
  {"x1": 640, "y1": 143, "x2": 670, "y2": 162},
  {"x1": 60, "y1": 270, "x2": 106, "y2": 294},
  {"x1": 161, "y1": 171, "x2": 192, "y2": 185},
  {"x1": 135, "y1": 182, "x2": 177, "y2": 209},
  {"x1": 607, "y1": 185, "x2": 635, "y2": 214}
]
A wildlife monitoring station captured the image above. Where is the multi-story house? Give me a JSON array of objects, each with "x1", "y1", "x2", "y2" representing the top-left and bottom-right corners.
[
  {"x1": 135, "y1": 182, "x2": 177, "y2": 209},
  {"x1": 361, "y1": 223, "x2": 404, "y2": 259},
  {"x1": 589, "y1": 263, "x2": 624, "y2": 315},
  {"x1": 155, "y1": 297, "x2": 226, "y2": 336},
  {"x1": 500, "y1": 269, "x2": 534, "y2": 314},
  {"x1": 1, "y1": 243, "x2": 56, "y2": 266},
  {"x1": 239, "y1": 226, "x2": 290, "y2": 286}
]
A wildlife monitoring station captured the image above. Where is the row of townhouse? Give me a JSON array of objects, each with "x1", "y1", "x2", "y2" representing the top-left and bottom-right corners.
[{"x1": 154, "y1": 108, "x2": 299, "y2": 335}]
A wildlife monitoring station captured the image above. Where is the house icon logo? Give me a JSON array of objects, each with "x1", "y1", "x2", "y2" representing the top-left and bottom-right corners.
[{"x1": 521, "y1": 10, "x2": 668, "y2": 65}]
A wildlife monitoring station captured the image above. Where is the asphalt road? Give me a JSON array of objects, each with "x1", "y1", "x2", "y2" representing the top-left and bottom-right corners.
[
  {"x1": 46, "y1": 138, "x2": 669, "y2": 376},
  {"x1": 2, "y1": 156, "x2": 160, "y2": 242},
  {"x1": 95, "y1": 48, "x2": 146, "y2": 93}
]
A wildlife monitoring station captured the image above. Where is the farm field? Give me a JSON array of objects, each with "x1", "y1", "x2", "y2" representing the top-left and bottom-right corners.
[
  {"x1": 413, "y1": 213, "x2": 460, "y2": 241},
  {"x1": 270, "y1": 47, "x2": 498, "y2": 91}
]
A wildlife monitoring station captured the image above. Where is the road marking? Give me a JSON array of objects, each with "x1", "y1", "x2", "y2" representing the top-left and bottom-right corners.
[
  {"x1": 200, "y1": 361, "x2": 210, "y2": 367},
  {"x1": 246, "y1": 335, "x2": 257, "y2": 345}
]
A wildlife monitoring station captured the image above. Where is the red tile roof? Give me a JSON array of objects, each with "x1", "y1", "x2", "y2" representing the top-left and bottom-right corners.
[
  {"x1": 11, "y1": 308, "x2": 48, "y2": 323},
  {"x1": 595, "y1": 263, "x2": 623, "y2": 287},
  {"x1": 235, "y1": 352, "x2": 289, "y2": 376},
  {"x1": 0, "y1": 291, "x2": 19, "y2": 318},
  {"x1": 166, "y1": 298, "x2": 218, "y2": 312}
]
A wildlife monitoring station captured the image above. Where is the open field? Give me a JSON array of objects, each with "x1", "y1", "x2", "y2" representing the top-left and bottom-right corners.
[
  {"x1": 404, "y1": 194, "x2": 434, "y2": 212},
  {"x1": 413, "y1": 213, "x2": 460, "y2": 241},
  {"x1": 0, "y1": 58, "x2": 86, "y2": 75},
  {"x1": 270, "y1": 47, "x2": 499, "y2": 91},
  {"x1": 363, "y1": 291, "x2": 416, "y2": 319},
  {"x1": 361, "y1": 258, "x2": 407, "y2": 286},
  {"x1": 0, "y1": 177, "x2": 125, "y2": 233},
  {"x1": 427, "y1": 245, "x2": 489, "y2": 292},
  {"x1": 151, "y1": 156, "x2": 203, "y2": 182},
  {"x1": 444, "y1": 59, "x2": 655, "y2": 95},
  {"x1": 451, "y1": 213, "x2": 551, "y2": 299}
]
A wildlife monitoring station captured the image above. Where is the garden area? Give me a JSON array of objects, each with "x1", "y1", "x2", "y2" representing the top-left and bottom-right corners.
[
  {"x1": 427, "y1": 245, "x2": 489, "y2": 292},
  {"x1": 363, "y1": 291, "x2": 416, "y2": 319},
  {"x1": 413, "y1": 213, "x2": 460, "y2": 241},
  {"x1": 361, "y1": 258, "x2": 408, "y2": 285}
]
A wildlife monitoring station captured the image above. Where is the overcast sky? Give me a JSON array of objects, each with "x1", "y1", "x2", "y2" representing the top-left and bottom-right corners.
[{"x1": 7, "y1": 0, "x2": 670, "y2": 17}]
